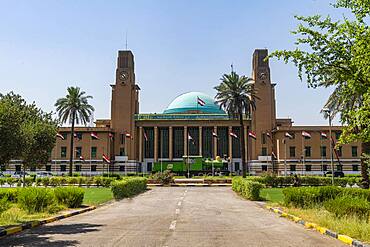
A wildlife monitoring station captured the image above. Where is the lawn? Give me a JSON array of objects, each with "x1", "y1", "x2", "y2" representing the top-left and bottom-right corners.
[
  {"x1": 82, "y1": 187, "x2": 113, "y2": 206},
  {"x1": 260, "y1": 188, "x2": 284, "y2": 203}
]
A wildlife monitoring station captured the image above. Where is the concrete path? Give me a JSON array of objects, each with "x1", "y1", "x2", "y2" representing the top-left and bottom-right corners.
[{"x1": 1, "y1": 187, "x2": 345, "y2": 247}]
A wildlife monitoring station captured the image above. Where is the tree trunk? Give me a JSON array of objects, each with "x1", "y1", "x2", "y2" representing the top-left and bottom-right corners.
[
  {"x1": 239, "y1": 112, "x2": 247, "y2": 178},
  {"x1": 69, "y1": 112, "x2": 76, "y2": 177},
  {"x1": 360, "y1": 141, "x2": 370, "y2": 189}
]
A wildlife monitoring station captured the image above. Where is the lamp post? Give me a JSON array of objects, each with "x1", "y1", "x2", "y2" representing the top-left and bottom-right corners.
[{"x1": 323, "y1": 108, "x2": 334, "y2": 185}]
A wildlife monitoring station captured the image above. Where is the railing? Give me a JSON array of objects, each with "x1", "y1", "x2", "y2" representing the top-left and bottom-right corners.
[{"x1": 135, "y1": 113, "x2": 250, "y2": 121}]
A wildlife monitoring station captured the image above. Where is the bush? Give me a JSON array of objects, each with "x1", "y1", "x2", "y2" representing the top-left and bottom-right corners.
[
  {"x1": 0, "y1": 188, "x2": 19, "y2": 202},
  {"x1": 6, "y1": 177, "x2": 17, "y2": 187},
  {"x1": 54, "y1": 187, "x2": 84, "y2": 208},
  {"x1": 68, "y1": 177, "x2": 78, "y2": 185},
  {"x1": 77, "y1": 177, "x2": 86, "y2": 187},
  {"x1": 42, "y1": 177, "x2": 50, "y2": 187},
  {"x1": 0, "y1": 197, "x2": 10, "y2": 214},
  {"x1": 49, "y1": 177, "x2": 61, "y2": 187},
  {"x1": 324, "y1": 195, "x2": 370, "y2": 219},
  {"x1": 101, "y1": 177, "x2": 114, "y2": 187},
  {"x1": 94, "y1": 176, "x2": 102, "y2": 187},
  {"x1": 18, "y1": 187, "x2": 54, "y2": 213},
  {"x1": 232, "y1": 177, "x2": 263, "y2": 201},
  {"x1": 0, "y1": 178, "x2": 6, "y2": 187},
  {"x1": 150, "y1": 170, "x2": 174, "y2": 185},
  {"x1": 111, "y1": 178, "x2": 147, "y2": 200}
]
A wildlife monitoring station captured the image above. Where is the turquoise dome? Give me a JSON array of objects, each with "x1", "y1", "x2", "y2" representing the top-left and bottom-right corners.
[{"x1": 163, "y1": 92, "x2": 225, "y2": 114}]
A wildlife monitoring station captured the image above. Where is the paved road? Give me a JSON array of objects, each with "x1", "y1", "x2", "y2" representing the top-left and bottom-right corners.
[{"x1": 1, "y1": 187, "x2": 345, "y2": 247}]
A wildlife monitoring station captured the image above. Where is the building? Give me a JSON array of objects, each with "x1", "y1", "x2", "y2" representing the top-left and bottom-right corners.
[{"x1": 6, "y1": 49, "x2": 362, "y2": 175}]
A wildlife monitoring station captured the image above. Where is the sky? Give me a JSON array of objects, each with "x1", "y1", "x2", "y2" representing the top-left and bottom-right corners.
[{"x1": 0, "y1": 0, "x2": 352, "y2": 126}]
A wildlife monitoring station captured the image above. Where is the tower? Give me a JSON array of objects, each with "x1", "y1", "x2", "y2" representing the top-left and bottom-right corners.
[
  {"x1": 251, "y1": 49, "x2": 277, "y2": 160},
  {"x1": 110, "y1": 50, "x2": 140, "y2": 161}
]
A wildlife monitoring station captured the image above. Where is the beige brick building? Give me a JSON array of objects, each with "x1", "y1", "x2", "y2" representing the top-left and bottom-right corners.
[{"x1": 6, "y1": 49, "x2": 361, "y2": 175}]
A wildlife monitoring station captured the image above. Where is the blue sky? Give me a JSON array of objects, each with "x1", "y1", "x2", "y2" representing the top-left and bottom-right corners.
[{"x1": 0, "y1": 0, "x2": 350, "y2": 125}]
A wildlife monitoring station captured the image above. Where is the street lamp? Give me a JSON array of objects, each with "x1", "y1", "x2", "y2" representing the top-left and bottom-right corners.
[{"x1": 322, "y1": 108, "x2": 334, "y2": 185}]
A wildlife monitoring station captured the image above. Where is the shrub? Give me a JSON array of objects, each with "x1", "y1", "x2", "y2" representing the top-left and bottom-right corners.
[
  {"x1": 86, "y1": 177, "x2": 94, "y2": 187},
  {"x1": 54, "y1": 187, "x2": 84, "y2": 208},
  {"x1": 150, "y1": 170, "x2": 174, "y2": 185},
  {"x1": 68, "y1": 177, "x2": 78, "y2": 185},
  {"x1": 111, "y1": 178, "x2": 147, "y2": 200},
  {"x1": 0, "y1": 196, "x2": 10, "y2": 214},
  {"x1": 35, "y1": 177, "x2": 42, "y2": 186},
  {"x1": 42, "y1": 177, "x2": 50, "y2": 187},
  {"x1": 77, "y1": 177, "x2": 86, "y2": 187},
  {"x1": 94, "y1": 176, "x2": 102, "y2": 187},
  {"x1": 18, "y1": 187, "x2": 54, "y2": 213},
  {"x1": 6, "y1": 177, "x2": 17, "y2": 187},
  {"x1": 0, "y1": 178, "x2": 6, "y2": 187},
  {"x1": 49, "y1": 177, "x2": 61, "y2": 187},
  {"x1": 324, "y1": 195, "x2": 370, "y2": 219},
  {"x1": 232, "y1": 177, "x2": 263, "y2": 201},
  {"x1": 0, "y1": 188, "x2": 19, "y2": 202},
  {"x1": 101, "y1": 177, "x2": 114, "y2": 187}
]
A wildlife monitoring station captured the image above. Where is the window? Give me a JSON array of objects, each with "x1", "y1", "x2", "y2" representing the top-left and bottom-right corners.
[
  {"x1": 15, "y1": 165, "x2": 21, "y2": 172},
  {"x1": 335, "y1": 131, "x2": 342, "y2": 140},
  {"x1": 320, "y1": 146, "x2": 327, "y2": 157},
  {"x1": 75, "y1": 165, "x2": 81, "y2": 172},
  {"x1": 305, "y1": 146, "x2": 311, "y2": 157},
  {"x1": 62, "y1": 133, "x2": 67, "y2": 139},
  {"x1": 336, "y1": 165, "x2": 343, "y2": 171},
  {"x1": 91, "y1": 165, "x2": 97, "y2": 172},
  {"x1": 147, "y1": 162, "x2": 152, "y2": 172},
  {"x1": 91, "y1": 147, "x2": 97, "y2": 158},
  {"x1": 61, "y1": 146, "x2": 67, "y2": 158},
  {"x1": 60, "y1": 165, "x2": 67, "y2": 172},
  {"x1": 119, "y1": 165, "x2": 125, "y2": 172},
  {"x1": 261, "y1": 147, "x2": 267, "y2": 156},
  {"x1": 305, "y1": 165, "x2": 312, "y2": 171},
  {"x1": 30, "y1": 166, "x2": 36, "y2": 172},
  {"x1": 337, "y1": 146, "x2": 342, "y2": 157},
  {"x1": 262, "y1": 133, "x2": 266, "y2": 144},
  {"x1": 75, "y1": 147, "x2": 82, "y2": 158},
  {"x1": 351, "y1": 146, "x2": 358, "y2": 157},
  {"x1": 352, "y1": 165, "x2": 359, "y2": 171},
  {"x1": 45, "y1": 165, "x2": 51, "y2": 172},
  {"x1": 119, "y1": 148, "x2": 125, "y2": 156},
  {"x1": 262, "y1": 165, "x2": 268, "y2": 171},
  {"x1": 323, "y1": 165, "x2": 328, "y2": 171},
  {"x1": 289, "y1": 146, "x2": 296, "y2": 157},
  {"x1": 234, "y1": 162, "x2": 240, "y2": 171},
  {"x1": 290, "y1": 165, "x2": 296, "y2": 172},
  {"x1": 75, "y1": 132, "x2": 82, "y2": 140}
]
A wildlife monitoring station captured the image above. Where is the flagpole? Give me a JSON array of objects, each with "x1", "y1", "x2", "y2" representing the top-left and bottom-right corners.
[
  {"x1": 90, "y1": 134, "x2": 92, "y2": 177},
  {"x1": 320, "y1": 133, "x2": 323, "y2": 176},
  {"x1": 302, "y1": 133, "x2": 304, "y2": 175},
  {"x1": 187, "y1": 134, "x2": 190, "y2": 178},
  {"x1": 284, "y1": 138, "x2": 287, "y2": 177}
]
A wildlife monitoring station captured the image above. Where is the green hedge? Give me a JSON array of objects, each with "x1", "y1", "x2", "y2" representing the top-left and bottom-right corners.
[
  {"x1": 111, "y1": 178, "x2": 147, "y2": 200},
  {"x1": 0, "y1": 188, "x2": 19, "y2": 202},
  {"x1": 232, "y1": 177, "x2": 263, "y2": 201},
  {"x1": 18, "y1": 187, "x2": 54, "y2": 213},
  {"x1": 324, "y1": 195, "x2": 370, "y2": 219},
  {"x1": 54, "y1": 187, "x2": 84, "y2": 208}
]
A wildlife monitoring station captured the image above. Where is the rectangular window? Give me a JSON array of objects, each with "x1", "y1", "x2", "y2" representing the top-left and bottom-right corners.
[
  {"x1": 337, "y1": 146, "x2": 342, "y2": 157},
  {"x1": 305, "y1": 146, "x2": 311, "y2": 157},
  {"x1": 15, "y1": 165, "x2": 21, "y2": 172},
  {"x1": 30, "y1": 166, "x2": 36, "y2": 172},
  {"x1": 60, "y1": 165, "x2": 67, "y2": 172},
  {"x1": 234, "y1": 162, "x2": 240, "y2": 171},
  {"x1": 320, "y1": 146, "x2": 327, "y2": 157},
  {"x1": 290, "y1": 165, "x2": 296, "y2": 172},
  {"x1": 158, "y1": 127, "x2": 170, "y2": 158},
  {"x1": 120, "y1": 134, "x2": 125, "y2": 145},
  {"x1": 262, "y1": 165, "x2": 268, "y2": 171},
  {"x1": 61, "y1": 146, "x2": 67, "y2": 158},
  {"x1": 202, "y1": 127, "x2": 213, "y2": 159},
  {"x1": 144, "y1": 127, "x2": 155, "y2": 158},
  {"x1": 305, "y1": 165, "x2": 312, "y2": 171},
  {"x1": 45, "y1": 165, "x2": 51, "y2": 172},
  {"x1": 261, "y1": 147, "x2": 267, "y2": 156},
  {"x1": 262, "y1": 133, "x2": 266, "y2": 144},
  {"x1": 217, "y1": 127, "x2": 228, "y2": 158},
  {"x1": 62, "y1": 133, "x2": 67, "y2": 139},
  {"x1": 289, "y1": 146, "x2": 296, "y2": 157},
  {"x1": 335, "y1": 131, "x2": 342, "y2": 140},
  {"x1": 336, "y1": 165, "x2": 343, "y2": 171},
  {"x1": 352, "y1": 164, "x2": 359, "y2": 171},
  {"x1": 75, "y1": 132, "x2": 82, "y2": 140},
  {"x1": 351, "y1": 146, "x2": 358, "y2": 157},
  {"x1": 75, "y1": 165, "x2": 81, "y2": 172},
  {"x1": 75, "y1": 147, "x2": 82, "y2": 158},
  {"x1": 147, "y1": 162, "x2": 152, "y2": 172},
  {"x1": 91, "y1": 147, "x2": 97, "y2": 158},
  {"x1": 91, "y1": 165, "x2": 97, "y2": 172},
  {"x1": 119, "y1": 165, "x2": 125, "y2": 172},
  {"x1": 323, "y1": 165, "x2": 328, "y2": 171},
  {"x1": 187, "y1": 127, "x2": 199, "y2": 156},
  {"x1": 232, "y1": 127, "x2": 241, "y2": 158}
]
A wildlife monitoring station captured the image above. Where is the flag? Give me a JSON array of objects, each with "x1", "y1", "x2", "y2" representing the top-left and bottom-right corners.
[
  {"x1": 125, "y1": 133, "x2": 131, "y2": 138},
  {"x1": 248, "y1": 131, "x2": 257, "y2": 140},
  {"x1": 321, "y1": 132, "x2": 328, "y2": 139},
  {"x1": 91, "y1": 132, "x2": 99, "y2": 140},
  {"x1": 197, "y1": 97, "x2": 206, "y2": 106},
  {"x1": 74, "y1": 133, "x2": 81, "y2": 140},
  {"x1": 302, "y1": 131, "x2": 311, "y2": 138},
  {"x1": 109, "y1": 133, "x2": 114, "y2": 140},
  {"x1": 143, "y1": 132, "x2": 148, "y2": 141},
  {"x1": 266, "y1": 132, "x2": 272, "y2": 139},
  {"x1": 212, "y1": 131, "x2": 218, "y2": 138},
  {"x1": 56, "y1": 133, "x2": 64, "y2": 140},
  {"x1": 229, "y1": 131, "x2": 238, "y2": 138},
  {"x1": 188, "y1": 134, "x2": 195, "y2": 144},
  {"x1": 271, "y1": 151, "x2": 277, "y2": 159},
  {"x1": 79, "y1": 156, "x2": 85, "y2": 161},
  {"x1": 285, "y1": 132, "x2": 293, "y2": 139},
  {"x1": 102, "y1": 154, "x2": 110, "y2": 164}
]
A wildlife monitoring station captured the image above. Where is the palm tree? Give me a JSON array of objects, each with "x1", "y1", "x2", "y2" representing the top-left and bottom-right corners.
[
  {"x1": 214, "y1": 72, "x2": 257, "y2": 178},
  {"x1": 55, "y1": 87, "x2": 94, "y2": 176}
]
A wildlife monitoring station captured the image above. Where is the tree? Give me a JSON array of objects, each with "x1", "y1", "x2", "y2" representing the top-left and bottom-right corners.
[
  {"x1": 55, "y1": 87, "x2": 94, "y2": 176},
  {"x1": 270, "y1": 0, "x2": 370, "y2": 187},
  {"x1": 214, "y1": 72, "x2": 257, "y2": 178}
]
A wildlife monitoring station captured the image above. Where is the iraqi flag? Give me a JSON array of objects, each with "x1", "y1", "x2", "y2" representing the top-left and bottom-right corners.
[
  {"x1": 285, "y1": 132, "x2": 293, "y2": 139},
  {"x1": 266, "y1": 132, "x2": 272, "y2": 140},
  {"x1": 212, "y1": 131, "x2": 218, "y2": 138},
  {"x1": 125, "y1": 133, "x2": 132, "y2": 139},
  {"x1": 74, "y1": 133, "x2": 81, "y2": 140},
  {"x1": 102, "y1": 154, "x2": 110, "y2": 164},
  {"x1": 197, "y1": 97, "x2": 206, "y2": 106},
  {"x1": 271, "y1": 151, "x2": 277, "y2": 159},
  {"x1": 188, "y1": 134, "x2": 195, "y2": 145},
  {"x1": 56, "y1": 133, "x2": 65, "y2": 140},
  {"x1": 302, "y1": 131, "x2": 311, "y2": 138},
  {"x1": 248, "y1": 131, "x2": 257, "y2": 140},
  {"x1": 229, "y1": 131, "x2": 238, "y2": 138},
  {"x1": 79, "y1": 156, "x2": 85, "y2": 162},
  {"x1": 143, "y1": 132, "x2": 148, "y2": 141},
  {"x1": 91, "y1": 132, "x2": 99, "y2": 140},
  {"x1": 321, "y1": 132, "x2": 328, "y2": 139}
]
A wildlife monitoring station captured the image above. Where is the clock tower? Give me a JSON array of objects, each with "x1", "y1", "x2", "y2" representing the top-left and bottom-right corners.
[{"x1": 110, "y1": 50, "x2": 140, "y2": 161}]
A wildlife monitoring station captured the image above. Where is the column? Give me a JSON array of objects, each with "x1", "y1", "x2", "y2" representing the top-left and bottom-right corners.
[
  {"x1": 244, "y1": 126, "x2": 248, "y2": 162},
  {"x1": 184, "y1": 126, "x2": 188, "y2": 157},
  {"x1": 169, "y1": 126, "x2": 173, "y2": 160},
  {"x1": 154, "y1": 126, "x2": 158, "y2": 162},
  {"x1": 213, "y1": 126, "x2": 218, "y2": 159},
  {"x1": 139, "y1": 127, "x2": 143, "y2": 162},
  {"x1": 228, "y1": 126, "x2": 232, "y2": 159},
  {"x1": 199, "y1": 126, "x2": 202, "y2": 156}
]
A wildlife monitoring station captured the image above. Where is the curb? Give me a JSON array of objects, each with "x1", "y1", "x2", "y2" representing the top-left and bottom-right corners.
[
  {"x1": 266, "y1": 206, "x2": 369, "y2": 247},
  {"x1": 148, "y1": 183, "x2": 231, "y2": 187},
  {"x1": 0, "y1": 206, "x2": 96, "y2": 239}
]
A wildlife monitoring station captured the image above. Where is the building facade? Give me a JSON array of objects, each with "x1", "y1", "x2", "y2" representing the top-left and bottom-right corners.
[{"x1": 6, "y1": 49, "x2": 362, "y2": 175}]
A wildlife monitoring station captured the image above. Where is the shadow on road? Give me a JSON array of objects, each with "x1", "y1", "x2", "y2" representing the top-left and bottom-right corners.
[{"x1": 0, "y1": 223, "x2": 104, "y2": 247}]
